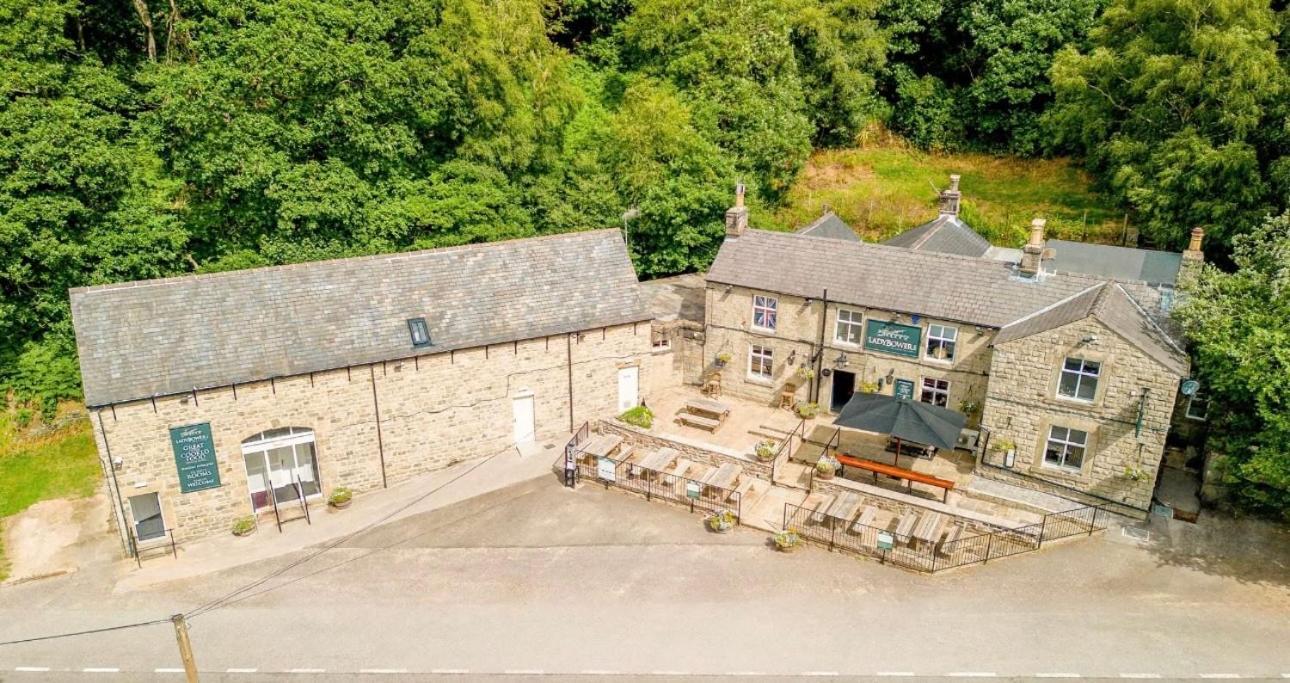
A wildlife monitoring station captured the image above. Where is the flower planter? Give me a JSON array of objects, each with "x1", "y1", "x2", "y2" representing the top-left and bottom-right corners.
[{"x1": 328, "y1": 499, "x2": 352, "y2": 511}]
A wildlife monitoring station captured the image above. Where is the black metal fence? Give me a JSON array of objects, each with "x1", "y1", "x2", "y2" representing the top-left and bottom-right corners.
[
  {"x1": 563, "y1": 422, "x2": 591, "y2": 487},
  {"x1": 783, "y1": 500, "x2": 1107, "y2": 573},
  {"x1": 576, "y1": 453, "x2": 742, "y2": 523},
  {"x1": 130, "y1": 528, "x2": 178, "y2": 568}
]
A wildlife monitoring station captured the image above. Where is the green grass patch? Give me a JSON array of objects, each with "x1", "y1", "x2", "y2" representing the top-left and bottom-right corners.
[
  {"x1": 758, "y1": 138, "x2": 1124, "y2": 248},
  {"x1": 0, "y1": 407, "x2": 99, "y2": 580}
]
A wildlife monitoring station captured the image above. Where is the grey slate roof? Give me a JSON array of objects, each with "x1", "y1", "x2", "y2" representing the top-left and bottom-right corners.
[
  {"x1": 1046, "y1": 239, "x2": 1182, "y2": 286},
  {"x1": 71, "y1": 230, "x2": 649, "y2": 406},
  {"x1": 992, "y1": 283, "x2": 1188, "y2": 375},
  {"x1": 709, "y1": 230, "x2": 1096, "y2": 327},
  {"x1": 796, "y1": 212, "x2": 861, "y2": 242},
  {"x1": 882, "y1": 215, "x2": 991, "y2": 258}
]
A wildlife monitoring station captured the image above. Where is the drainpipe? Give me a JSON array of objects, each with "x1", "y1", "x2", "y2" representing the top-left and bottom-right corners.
[
  {"x1": 369, "y1": 365, "x2": 388, "y2": 489},
  {"x1": 96, "y1": 409, "x2": 134, "y2": 558},
  {"x1": 813, "y1": 288, "x2": 828, "y2": 404},
  {"x1": 567, "y1": 333, "x2": 575, "y2": 432}
]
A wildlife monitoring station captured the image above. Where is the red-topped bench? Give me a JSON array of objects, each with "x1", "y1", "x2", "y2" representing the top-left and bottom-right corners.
[{"x1": 834, "y1": 454, "x2": 956, "y2": 502}]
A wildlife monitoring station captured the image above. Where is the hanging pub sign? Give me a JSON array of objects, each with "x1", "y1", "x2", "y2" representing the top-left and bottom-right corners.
[
  {"x1": 893, "y1": 378, "x2": 915, "y2": 400},
  {"x1": 863, "y1": 320, "x2": 922, "y2": 359},
  {"x1": 169, "y1": 423, "x2": 221, "y2": 493}
]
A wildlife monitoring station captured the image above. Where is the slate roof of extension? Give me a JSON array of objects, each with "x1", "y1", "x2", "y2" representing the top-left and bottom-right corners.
[
  {"x1": 993, "y1": 282, "x2": 1189, "y2": 375},
  {"x1": 881, "y1": 215, "x2": 991, "y2": 257},
  {"x1": 1046, "y1": 239, "x2": 1183, "y2": 286},
  {"x1": 795, "y1": 212, "x2": 861, "y2": 242},
  {"x1": 71, "y1": 230, "x2": 649, "y2": 407},
  {"x1": 707, "y1": 229, "x2": 1188, "y2": 374}
]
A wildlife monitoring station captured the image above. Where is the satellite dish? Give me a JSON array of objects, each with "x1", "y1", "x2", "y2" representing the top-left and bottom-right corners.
[{"x1": 1181, "y1": 379, "x2": 1200, "y2": 396}]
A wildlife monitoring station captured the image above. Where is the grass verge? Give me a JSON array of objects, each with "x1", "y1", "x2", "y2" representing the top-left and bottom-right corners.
[
  {"x1": 0, "y1": 407, "x2": 99, "y2": 581},
  {"x1": 760, "y1": 137, "x2": 1124, "y2": 247}
]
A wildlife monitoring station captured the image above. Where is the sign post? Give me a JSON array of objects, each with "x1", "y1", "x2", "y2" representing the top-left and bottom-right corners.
[
  {"x1": 863, "y1": 320, "x2": 923, "y2": 359},
  {"x1": 169, "y1": 423, "x2": 221, "y2": 494}
]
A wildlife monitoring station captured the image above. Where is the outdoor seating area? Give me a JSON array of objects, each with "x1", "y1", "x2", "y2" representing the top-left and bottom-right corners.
[{"x1": 674, "y1": 396, "x2": 732, "y2": 432}]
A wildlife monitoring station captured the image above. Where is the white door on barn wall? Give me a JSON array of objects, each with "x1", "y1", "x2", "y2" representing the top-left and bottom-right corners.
[
  {"x1": 512, "y1": 392, "x2": 536, "y2": 445},
  {"x1": 617, "y1": 366, "x2": 640, "y2": 413}
]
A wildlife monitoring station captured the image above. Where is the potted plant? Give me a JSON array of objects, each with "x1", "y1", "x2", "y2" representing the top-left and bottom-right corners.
[
  {"x1": 706, "y1": 510, "x2": 737, "y2": 533},
  {"x1": 618, "y1": 405, "x2": 654, "y2": 429},
  {"x1": 794, "y1": 401, "x2": 820, "y2": 420},
  {"x1": 328, "y1": 486, "x2": 354, "y2": 510},
  {"x1": 815, "y1": 455, "x2": 839, "y2": 480},
  {"x1": 231, "y1": 515, "x2": 256, "y2": 537},
  {"x1": 958, "y1": 399, "x2": 980, "y2": 416},
  {"x1": 773, "y1": 529, "x2": 802, "y2": 552},
  {"x1": 1123, "y1": 465, "x2": 1148, "y2": 481},
  {"x1": 795, "y1": 366, "x2": 815, "y2": 382},
  {"x1": 858, "y1": 380, "x2": 880, "y2": 394},
  {"x1": 754, "y1": 439, "x2": 778, "y2": 462},
  {"x1": 715, "y1": 352, "x2": 732, "y2": 368}
]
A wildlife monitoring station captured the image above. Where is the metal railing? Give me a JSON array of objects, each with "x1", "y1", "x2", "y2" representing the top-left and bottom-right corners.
[
  {"x1": 130, "y1": 528, "x2": 178, "y2": 568},
  {"x1": 575, "y1": 453, "x2": 741, "y2": 523},
  {"x1": 783, "y1": 500, "x2": 1108, "y2": 573},
  {"x1": 563, "y1": 422, "x2": 591, "y2": 487},
  {"x1": 771, "y1": 418, "x2": 806, "y2": 482}
]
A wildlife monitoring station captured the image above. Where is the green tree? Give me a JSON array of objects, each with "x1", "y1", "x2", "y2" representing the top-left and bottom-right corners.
[
  {"x1": 1174, "y1": 212, "x2": 1290, "y2": 518},
  {"x1": 1047, "y1": 0, "x2": 1286, "y2": 251}
]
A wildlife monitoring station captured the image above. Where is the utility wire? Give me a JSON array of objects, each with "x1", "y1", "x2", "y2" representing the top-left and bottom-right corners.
[
  {"x1": 186, "y1": 444, "x2": 512, "y2": 621},
  {"x1": 0, "y1": 618, "x2": 170, "y2": 647}
]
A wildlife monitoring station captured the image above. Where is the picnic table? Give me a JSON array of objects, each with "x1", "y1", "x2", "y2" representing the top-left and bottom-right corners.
[
  {"x1": 703, "y1": 462, "x2": 742, "y2": 491},
  {"x1": 580, "y1": 433, "x2": 623, "y2": 461},
  {"x1": 912, "y1": 511, "x2": 948, "y2": 545},
  {"x1": 894, "y1": 511, "x2": 919, "y2": 543},
  {"x1": 637, "y1": 447, "x2": 678, "y2": 472},
  {"x1": 677, "y1": 397, "x2": 732, "y2": 432},
  {"x1": 826, "y1": 491, "x2": 863, "y2": 521}
]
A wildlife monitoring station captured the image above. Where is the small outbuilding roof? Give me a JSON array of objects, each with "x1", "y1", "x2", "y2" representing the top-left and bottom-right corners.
[
  {"x1": 882, "y1": 215, "x2": 991, "y2": 258},
  {"x1": 1046, "y1": 239, "x2": 1183, "y2": 286},
  {"x1": 795, "y1": 212, "x2": 861, "y2": 242},
  {"x1": 71, "y1": 230, "x2": 649, "y2": 406}
]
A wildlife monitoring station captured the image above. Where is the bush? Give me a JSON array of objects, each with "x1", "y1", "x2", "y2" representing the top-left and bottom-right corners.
[
  {"x1": 706, "y1": 510, "x2": 736, "y2": 532},
  {"x1": 816, "y1": 455, "x2": 839, "y2": 478},
  {"x1": 618, "y1": 405, "x2": 654, "y2": 429},
  {"x1": 754, "y1": 439, "x2": 778, "y2": 461},
  {"x1": 231, "y1": 516, "x2": 256, "y2": 536},
  {"x1": 328, "y1": 487, "x2": 353, "y2": 507},
  {"x1": 795, "y1": 401, "x2": 820, "y2": 419},
  {"x1": 4, "y1": 334, "x2": 83, "y2": 419},
  {"x1": 773, "y1": 529, "x2": 801, "y2": 551}
]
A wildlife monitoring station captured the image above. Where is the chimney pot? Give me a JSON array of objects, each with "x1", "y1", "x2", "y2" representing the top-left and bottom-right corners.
[
  {"x1": 1028, "y1": 217, "x2": 1047, "y2": 246},
  {"x1": 949, "y1": 174, "x2": 960, "y2": 192},
  {"x1": 725, "y1": 183, "x2": 749, "y2": 239},
  {"x1": 1187, "y1": 227, "x2": 1204, "y2": 253},
  {"x1": 734, "y1": 182, "x2": 746, "y2": 208},
  {"x1": 938, "y1": 174, "x2": 963, "y2": 216},
  {"x1": 1020, "y1": 217, "x2": 1047, "y2": 277}
]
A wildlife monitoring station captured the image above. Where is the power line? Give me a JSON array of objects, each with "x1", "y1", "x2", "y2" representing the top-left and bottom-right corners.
[
  {"x1": 0, "y1": 618, "x2": 169, "y2": 647},
  {"x1": 187, "y1": 444, "x2": 512, "y2": 620}
]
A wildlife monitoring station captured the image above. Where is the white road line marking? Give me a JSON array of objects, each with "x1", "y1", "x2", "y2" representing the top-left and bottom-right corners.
[
  {"x1": 1035, "y1": 675, "x2": 1081, "y2": 678},
  {"x1": 289, "y1": 669, "x2": 326, "y2": 673},
  {"x1": 1119, "y1": 675, "x2": 1161, "y2": 679},
  {"x1": 948, "y1": 674, "x2": 997, "y2": 678},
  {"x1": 82, "y1": 668, "x2": 120, "y2": 673},
  {"x1": 802, "y1": 673, "x2": 840, "y2": 677},
  {"x1": 360, "y1": 669, "x2": 408, "y2": 674},
  {"x1": 726, "y1": 672, "x2": 767, "y2": 677},
  {"x1": 431, "y1": 669, "x2": 470, "y2": 675},
  {"x1": 15, "y1": 667, "x2": 51, "y2": 672},
  {"x1": 876, "y1": 673, "x2": 916, "y2": 677},
  {"x1": 227, "y1": 668, "x2": 258, "y2": 673},
  {"x1": 1199, "y1": 675, "x2": 1240, "y2": 679},
  {"x1": 154, "y1": 669, "x2": 184, "y2": 674}
]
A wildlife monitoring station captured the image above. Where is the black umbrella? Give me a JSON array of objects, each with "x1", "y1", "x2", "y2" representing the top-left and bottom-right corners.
[{"x1": 832, "y1": 392, "x2": 966, "y2": 464}]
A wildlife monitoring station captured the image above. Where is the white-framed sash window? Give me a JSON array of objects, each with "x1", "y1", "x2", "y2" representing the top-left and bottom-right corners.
[
  {"x1": 749, "y1": 344, "x2": 773, "y2": 379},
  {"x1": 1044, "y1": 426, "x2": 1088, "y2": 471},
  {"x1": 925, "y1": 324, "x2": 957, "y2": 362},
  {"x1": 1058, "y1": 358, "x2": 1100, "y2": 402},
  {"x1": 835, "y1": 308, "x2": 863, "y2": 345},
  {"x1": 752, "y1": 295, "x2": 778, "y2": 332},
  {"x1": 920, "y1": 377, "x2": 950, "y2": 407}
]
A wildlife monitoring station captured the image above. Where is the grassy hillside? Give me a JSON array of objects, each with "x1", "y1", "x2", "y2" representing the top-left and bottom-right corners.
[
  {"x1": 0, "y1": 407, "x2": 98, "y2": 580},
  {"x1": 760, "y1": 137, "x2": 1125, "y2": 248}
]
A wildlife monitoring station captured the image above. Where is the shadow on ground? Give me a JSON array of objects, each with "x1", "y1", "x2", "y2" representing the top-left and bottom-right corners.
[{"x1": 1137, "y1": 510, "x2": 1290, "y2": 588}]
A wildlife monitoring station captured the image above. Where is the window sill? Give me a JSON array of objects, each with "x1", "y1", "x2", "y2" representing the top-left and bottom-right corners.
[
  {"x1": 1052, "y1": 394, "x2": 1099, "y2": 409},
  {"x1": 650, "y1": 345, "x2": 673, "y2": 355},
  {"x1": 922, "y1": 357, "x2": 955, "y2": 366},
  {"x1": 750, "y1": 326, "x2": 777, "y2": 335},
  {"x1": 746, "y1": 375, "x2": 775, "y2": 387}
]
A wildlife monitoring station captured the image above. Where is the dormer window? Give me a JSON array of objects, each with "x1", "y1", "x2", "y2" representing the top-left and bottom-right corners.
[{"x1": 407, "y1": 317, "x2": 431, "y2": 348}]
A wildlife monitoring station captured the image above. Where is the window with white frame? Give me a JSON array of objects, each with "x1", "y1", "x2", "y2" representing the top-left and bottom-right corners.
[
  {"x1": 749, "y1": 344, "x2": 773, "y2": 379},
  {"x1": 924, "y1": 324, "x2": 957, "y2": 362},
  {"x1": 1044, "y1": 425, "x2": 1088, "y2": 471},
  {"x1": 1186, "y1": 390, "x2": 1208, "y2": 421},
  {"x1": 835, "y1": 308, "x2": 863, "y2": 345},
  {"x1": 1058, "y1": 357, "x2": 1100, "y2": 401},
  {"x1": 650, "y1": 326, "x2": 671, "y2": 350},
  {"x1": 920, "y1": 377, "x2": 950, "y2": 407},
  {"x1": 752, "y1": 295, "x2": 778, "y2": 332}
]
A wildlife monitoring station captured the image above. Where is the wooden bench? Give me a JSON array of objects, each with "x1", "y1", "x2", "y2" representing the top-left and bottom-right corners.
[
  {"x1": 936, "y1": 525, "x2": 962, "y2": 557},
  {"x1": 835, "y1": 453, "x2": 956, "y2": 502},
  {"x1": 677, "y1": 412, "x2": 721, "y2": 431},
  {"x1": 894, "y1": 511, "x2": 919, "y2": 543},
  {"x1": 732, "y1": 477, "x2": 757, "y2": 502},
  {"x1": 852, "y1": 505, "x2": 878, "y2": 532}
]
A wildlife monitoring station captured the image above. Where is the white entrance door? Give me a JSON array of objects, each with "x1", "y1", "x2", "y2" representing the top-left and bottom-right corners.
[
  {"x1": 512, "y1": 393, "x2": 536, "y2": 445},
  {"x1": 617, "y1": 366, "x2": 640, "y2": 413}
]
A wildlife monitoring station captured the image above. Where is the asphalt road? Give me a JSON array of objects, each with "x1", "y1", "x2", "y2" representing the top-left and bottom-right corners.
[{"x1": 1, "y1": 477, "x2": 1287, "y2": 681}]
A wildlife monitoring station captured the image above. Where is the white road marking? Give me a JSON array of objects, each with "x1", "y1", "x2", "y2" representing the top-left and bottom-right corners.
[
  {"x1": 1035, "y1": 675, "x2": 1081, "y2": 678},
  {"x1": 1199, "y1": 676, "x2": 1240, "y2": 679},
  {"x1": 289, "y1": 669, "x2": 326, "y2": 673},
  {"x1": 876, "y1": 673, "x2": 916, "y2": 677},
  {"x1": 82, "y1": 668, "x2": 120, "y2": 673},
  {"x1": 154, "y1": 669, "x2": 184, "y2": 674},
  {"x1": 360, "y1": 669, "x2": 408, "y2": 674},
  {"x1": 431, "y1": 669, "x2": 470, "y2": 675},
  {"x1": 726, "y1": 672, "x2": 767, "y2": 676},
  {"x1": 802, "y1": 673, "x2": 840, "y2": 677},
  {"x1": 948, "y1": 674, "x2": 997, "y2": 678},
  {"x1": 14, "y1": 667, "x2": 51, "y2": 672},
  {"x1": 227, "y1": 668, "x2": 257, "y2": 673},
  {"x1": 1119, "y1": 675, "x2": 1161, "y2": 679}
]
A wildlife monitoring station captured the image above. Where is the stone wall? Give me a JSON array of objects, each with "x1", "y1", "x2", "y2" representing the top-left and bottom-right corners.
[
  {"x1": 704, "y1": 284, "x2": 993, "y2": 425},
  {"x1": 95, "y1": 323, "x2": 652, "y2": 550},
  {"x1": 979, "y1": 316, "x2": 1183, "y2": 514},
  {"x1": 594, "y1": 419, "x2": 772, "y2": 481}
]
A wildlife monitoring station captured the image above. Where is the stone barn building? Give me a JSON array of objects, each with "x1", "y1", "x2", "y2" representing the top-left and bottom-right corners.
[{"x1": 72, "y1": 230, "x2": 665, "y2": 553}]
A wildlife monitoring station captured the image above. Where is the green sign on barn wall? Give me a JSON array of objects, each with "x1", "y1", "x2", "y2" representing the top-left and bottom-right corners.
[
  {"x1": 864, "y1": 320, "x2": 922, "y2": 359},
  {"x1": 170, "y1": 423, "x2": 221, "y2": 493}
]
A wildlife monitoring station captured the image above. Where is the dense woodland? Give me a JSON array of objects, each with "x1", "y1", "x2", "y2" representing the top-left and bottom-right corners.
[{"x1": 1, "y1": 0, "x2": 1287, "y2": 515}]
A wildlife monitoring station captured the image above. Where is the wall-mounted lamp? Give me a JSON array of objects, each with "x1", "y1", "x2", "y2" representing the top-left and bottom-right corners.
[
  {"x1": 834, "y1": 352, "x2": 849, "y2": 367},
  {"x1": 787, "y1": 349, "x2": 798, "y2": 366},
  {"x1": 877, "y1": 377, "x2": 885, "y2": 390}
]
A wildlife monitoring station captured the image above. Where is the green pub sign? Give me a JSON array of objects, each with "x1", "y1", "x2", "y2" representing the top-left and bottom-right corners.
[
  {"x1": 170, "y1": 423, "x2": 221, "y2": 493},
  {"x1": 864, "y1": 320, "x2": 922, "y2": 359},
  {"x1": 893, "y1": 378, "x2": 915, "y2": 400}
]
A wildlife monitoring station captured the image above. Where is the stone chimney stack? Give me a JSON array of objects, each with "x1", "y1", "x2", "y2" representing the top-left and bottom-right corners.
[
  {"x1": 725, "y1": 182, "x2": 749, "y2": 239},
  {"x1": 938, "y1": 174, "x2": 962, "y2": 216},
  {"x1": 1020, "y1": 217, "x2": 1047, "y2": 277},
  {"x1": 1179, "y1": 227, "x2": 1205, "y2": 287}
]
